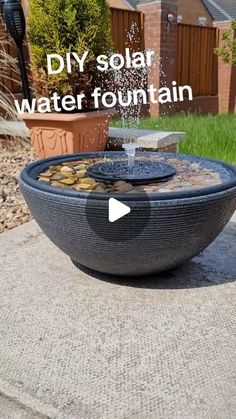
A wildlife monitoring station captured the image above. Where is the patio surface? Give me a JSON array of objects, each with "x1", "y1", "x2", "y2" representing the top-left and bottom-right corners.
[{"x1": 0, "y1": 216, "x2": 235, "y2": 419}]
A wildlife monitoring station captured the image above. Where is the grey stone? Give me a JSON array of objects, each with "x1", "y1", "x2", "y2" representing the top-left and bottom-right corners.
[
  {"x1": 0, "y1": 218, "x2": 235, "y2": 418},
  {"x1": 108, "y1": 127, "x2": 185, "y2": 150}
]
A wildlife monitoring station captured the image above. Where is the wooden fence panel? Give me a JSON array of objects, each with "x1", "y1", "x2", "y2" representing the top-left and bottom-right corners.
[
  {"x1": 110, "y1": 7, "x2": 144, "y2": 54},
  {"x1": 177, "y1": 23, "x2": 218, "y2": 97}
]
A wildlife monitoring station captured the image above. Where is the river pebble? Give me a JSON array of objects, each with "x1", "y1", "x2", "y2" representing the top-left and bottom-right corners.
[{"x1": 38, "y1": 155, "x2": 222, "y2": 194}]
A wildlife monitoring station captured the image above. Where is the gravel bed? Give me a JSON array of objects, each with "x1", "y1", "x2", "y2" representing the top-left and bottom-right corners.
[{"x1": 0, "y1": 143, "x2": 35, "y2": 233}]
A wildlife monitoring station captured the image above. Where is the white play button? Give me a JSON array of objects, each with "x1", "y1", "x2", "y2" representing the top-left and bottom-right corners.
[
  {"x1": 86, "y1": 191, "x2": 151, "y2": 241},
  {"x1": 109, "y1": 198, "x2": 131, "y2": 223}
]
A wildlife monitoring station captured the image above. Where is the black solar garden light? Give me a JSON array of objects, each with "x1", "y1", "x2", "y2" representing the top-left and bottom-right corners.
[
  {"x1": 1, "y1": 0, "x2": 31, "y2": 103},
  {"x1": 0, "y1": 0, "x2": 5, "y2": 15}
]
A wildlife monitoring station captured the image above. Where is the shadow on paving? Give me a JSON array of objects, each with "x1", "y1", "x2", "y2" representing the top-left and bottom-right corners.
[{"x1": 76, "y1": 221, "x2": 236, "y2": 290}]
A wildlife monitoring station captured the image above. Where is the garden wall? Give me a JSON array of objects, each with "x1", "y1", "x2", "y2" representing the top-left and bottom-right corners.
[{"x1": 161, "y1": 96, "x2": 219, "y2": 115}]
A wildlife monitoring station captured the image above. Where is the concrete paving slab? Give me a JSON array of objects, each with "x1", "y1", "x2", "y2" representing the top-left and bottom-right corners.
[
  {"x1": 0, "y1": 219, "x2": 235, "y2": 419},
  {"x1": 0, "y1": 394, "x2": 43, "y2": 419}
]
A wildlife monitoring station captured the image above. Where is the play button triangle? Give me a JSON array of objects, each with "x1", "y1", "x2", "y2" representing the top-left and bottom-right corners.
[{"x1": 109, "y1": 198, "x2": 131, "y2": 223}]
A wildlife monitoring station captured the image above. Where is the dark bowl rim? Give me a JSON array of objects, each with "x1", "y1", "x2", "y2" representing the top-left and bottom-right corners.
[{"x1": 20, "y1": 151, "x2": 236, "y2": 201}]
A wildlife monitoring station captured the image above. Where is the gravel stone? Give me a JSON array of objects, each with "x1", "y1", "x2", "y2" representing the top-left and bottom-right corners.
[{"x1": 0, "y1": 142, "x2": 35, "y2": 233}]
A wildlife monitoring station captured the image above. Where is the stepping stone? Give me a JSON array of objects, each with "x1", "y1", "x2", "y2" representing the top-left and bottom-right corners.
[{"x1": 108, "y1": 127, "x2": 186, "y2": 152}]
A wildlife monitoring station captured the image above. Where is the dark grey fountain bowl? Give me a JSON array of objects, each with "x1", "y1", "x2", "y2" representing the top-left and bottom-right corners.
[{"x1": 19, "y1": 152, "x2": 236, "y2": 277}]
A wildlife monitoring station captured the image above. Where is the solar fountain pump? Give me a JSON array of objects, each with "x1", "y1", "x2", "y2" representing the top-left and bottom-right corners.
[
  {"x1": 1, "y1": 0, "x2": 31, "y2": 103},
  {"x1": 87, "y1": 144, "x2": 177, "y2": 184}
]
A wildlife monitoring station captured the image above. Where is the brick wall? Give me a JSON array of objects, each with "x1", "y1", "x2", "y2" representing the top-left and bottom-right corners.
[
  {"x1": 162, "y1": 96, "x2": 218, "y2": 115},
  {"x1": 137, "y1": 2, "x2": 162, "y2": 115},
  {"x1": 138, "y1": 0, "x2": 178, "y2": 116},
  {"x1": 177, "y1": 0, "x2": 212, "y2": 26}
]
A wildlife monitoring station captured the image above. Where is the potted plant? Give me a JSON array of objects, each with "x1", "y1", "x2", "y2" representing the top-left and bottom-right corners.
[{"x1": 23, "y1": 0, "x2": 114, "y2": 158}]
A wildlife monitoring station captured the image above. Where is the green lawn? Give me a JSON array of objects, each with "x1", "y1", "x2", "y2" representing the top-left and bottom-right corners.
[{"x1": 112, "y1": 114, "x2": 236, "y2": 164}]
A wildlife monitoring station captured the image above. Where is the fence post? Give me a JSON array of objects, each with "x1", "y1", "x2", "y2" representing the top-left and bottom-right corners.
[
  {"x1": 214, "y1": 21, "x2": 236, "y2": 114},
  {"x1": 137, "y1": 0, "x2": 178, "y2": 117}
]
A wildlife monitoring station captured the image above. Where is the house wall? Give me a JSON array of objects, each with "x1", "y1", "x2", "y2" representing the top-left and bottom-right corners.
[
  {"x1": 177, "y1": 0, "x2": 213, "y2": 26},
  {"x1": 21, "y1": 0, "x2": 132, "y2": 12},
  {"x1": 107, "y1": 0, "x2": 130, "y2": 10}
]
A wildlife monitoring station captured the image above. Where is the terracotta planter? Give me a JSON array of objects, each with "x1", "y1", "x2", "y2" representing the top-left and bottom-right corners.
[{"x1": 22, "y1": 109, "x2": 114, "y2": 159}]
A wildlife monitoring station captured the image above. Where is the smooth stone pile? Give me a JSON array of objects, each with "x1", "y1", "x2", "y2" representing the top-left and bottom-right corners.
[{"x1": 38, "y1": 156, "x2": 222, "y2": 194}]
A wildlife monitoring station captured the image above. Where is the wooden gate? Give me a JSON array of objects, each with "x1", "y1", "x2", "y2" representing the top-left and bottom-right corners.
[
  {"x1": 110, "y1": 7, "x2": 144, "y2": 54},
  {"x1": 177, "y1": 23, "x2": 218, "y2": 97}
]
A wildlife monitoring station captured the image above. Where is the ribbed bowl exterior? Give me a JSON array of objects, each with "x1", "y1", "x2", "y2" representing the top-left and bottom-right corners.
[{"x1": 19, "y1": 177, "x2": 236, "y2": 276}]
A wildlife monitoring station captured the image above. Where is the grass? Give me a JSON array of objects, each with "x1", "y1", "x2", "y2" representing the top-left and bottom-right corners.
[
  {"x1": 0, "y1": 36, "x2": 20, "y2": 121},
  {"x1": 112, "y1": 114, "x2": 236, "y2": 164}
]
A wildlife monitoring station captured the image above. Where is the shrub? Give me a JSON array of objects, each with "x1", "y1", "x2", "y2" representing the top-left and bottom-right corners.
[
  {"x1": 214, "y1": 20, "x2": 236, "y2": 65},
  {"x1": 28, "y1": 0, "x2": 112, "y2": 103}
]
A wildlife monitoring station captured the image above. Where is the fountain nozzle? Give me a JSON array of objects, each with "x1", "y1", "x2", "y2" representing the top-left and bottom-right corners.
[{"x1": 122, "y1": 143, "x2": 139, "y2": 173}]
